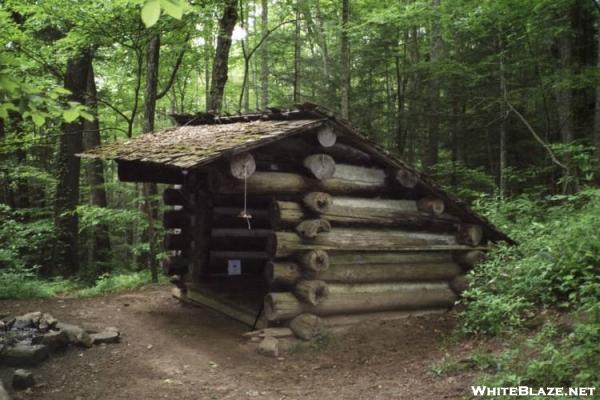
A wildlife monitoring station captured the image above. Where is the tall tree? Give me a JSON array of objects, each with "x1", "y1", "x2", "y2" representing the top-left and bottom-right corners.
[
  {"x1": 260, "y1": 0, "x2": 269, "y2": 108},
  {"x1": 340, "y1": 0, "x2": 350, "y2": 118},
  {"x1": 208, "y1": 0, "x2": 238, "y2": 112},
  {"x1": 82, "y1": 59, "x2": 111, "y2": 270},
  {"x1": 423, "y1": 0, "x2": 442, "y2": 172},
  {"x1": 52, "y1": 52, "x2": 91, "y2": 276}
]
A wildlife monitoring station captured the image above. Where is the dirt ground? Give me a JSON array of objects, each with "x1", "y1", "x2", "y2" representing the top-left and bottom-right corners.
[{"x1": 0, "y1": 285, "x2": 482, "y2": 400}]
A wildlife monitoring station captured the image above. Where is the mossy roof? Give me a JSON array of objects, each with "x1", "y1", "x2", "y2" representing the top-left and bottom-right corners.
[{"x1": 81, "y1": 118, "x2": 324, "y2": 168}]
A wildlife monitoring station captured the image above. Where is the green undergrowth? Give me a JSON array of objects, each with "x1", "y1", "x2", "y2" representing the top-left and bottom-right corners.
[
  {"x1": 453, "y1": 187, "x2": 600, "y2": 394},
  {"x1": 0, "y1": 269, "x2": 166, "y2": 300}
]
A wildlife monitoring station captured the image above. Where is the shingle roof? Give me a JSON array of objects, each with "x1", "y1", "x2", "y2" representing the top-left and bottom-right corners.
[{"x1": 81, "y1": 117, "x2": 324, "y2": 168}]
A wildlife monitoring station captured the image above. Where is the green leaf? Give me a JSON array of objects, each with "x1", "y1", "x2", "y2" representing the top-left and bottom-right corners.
[
  {"x1": 141, "y1": 0, "x2": 161, "y2": 27},
  {"x1": 63, "y1": 109, "x2": 79, "y2": 123},
  {"x1": 31, "y1": 113, "x2": 45, "y2": 127},
  {"x1": 160, "y1": 0, "x2": 183, "y2": 19},
  {"x1": 79, "y1": 111, "x2": 95, "y2": 122}
]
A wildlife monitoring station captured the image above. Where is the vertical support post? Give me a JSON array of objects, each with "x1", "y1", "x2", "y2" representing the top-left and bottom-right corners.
[{"x1": 184, "y1": 170, "x2": 212, "y2": 285}]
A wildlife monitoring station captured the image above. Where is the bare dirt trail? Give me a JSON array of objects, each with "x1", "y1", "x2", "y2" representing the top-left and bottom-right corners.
[{"x1": 0, "y1": 286, "x2": 476, "y2": 400}]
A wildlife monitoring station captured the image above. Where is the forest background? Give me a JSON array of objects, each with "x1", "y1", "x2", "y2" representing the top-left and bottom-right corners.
[{"x1": 1, "y1": 0, "x2": 599, "y2": 391}]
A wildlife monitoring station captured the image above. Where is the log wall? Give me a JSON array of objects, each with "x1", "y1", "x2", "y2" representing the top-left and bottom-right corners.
[{"x1": 160, "y1": 129, "x2": 487, "y2": 327}]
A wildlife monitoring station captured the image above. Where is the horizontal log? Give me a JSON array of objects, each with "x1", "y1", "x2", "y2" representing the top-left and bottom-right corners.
[
  {"x1": 267, "y1": 229, "x2": 463, "y2": 257},
  {"x1": 395, "y1": 169, "x2": 419, "y2": 189},
  {"x1": 291, "y1": 194, "x2": 459, "y2": 228},
  {"x1": 322, "y1": 308, "x2": 447, "y2": 327},
  {"x1": 117, "y1": 161, "x2": 184, "y2": 184},
  {"x1": 164, "y1": 233, "x2": 190, "y2": 251},
  {"x1": 209, "y1": 166, "x2": 387, "y2": 195},
  {"x1": 297, "y1": 250, "x2": 330, "y2": 274},
  {"x1": 456, "y1": 224, "x2": 484, "y2": 246},
  {"x1": 303, "y1": 154, "x2": 336, "y2": 180},
  {"x1": 320, "y1": 263, "x2": 462, "y2": 283},
  {"x1": 269, "y1": 201, "x2": 306, "y2": 227},
  {"x1": 257, "y1": 137, "x2": 371, "y2": 165},
  {"x1": 264, "y1": 283, "x2": 456, "y2": 321},
  {"x1": 208, "y1": 251, "x2": 269, "y2": 274},
  {"x1": 316, "y1": 125, "x2": 337, "y2": 147},
  {"x1": 328, "y1": 251, "x2": 454, "y2": 265},
  {"x1": 453, "y1": 250, "x2": 486, "y2": 268},
  {"x1": 163, "y1": 209, "x2": 192, "y2": 229},
  {"x1": 162, "y1": 256, "x2": 188, "y2": 276},
  {"x1": 163, "y1": 188, "x2": 188, "y2": 207},
  {"x1": 229, "y1": 152, "x2": 256, "y2": 179},
  {"x1": 416, "y1": 197, "x2": 445, "y2": 215},
  {"x1": 265, "y1": 261, "x2": 301, "y2": 287},
  {"x1": 450, "y1": 275, "x2": 469, "y2": 294},
  {"x1": 211, "y1": 228, "x2": 271, "y2": 251},
  {"x1": 294, "y1": 280, "x2": 329, "y2": 306},
  {"x1": 265, "y1": 261, "x2": 461, "y2": 285},
  {"x1": 328, "y1": 282, "x2": 453, "y2": 294},
  {"x1": 243, "y1": 327, "x2": 294, "y2": 338},
  {"x1": 295, "y1": 219, "x2": 331, "y2": 239},
  {"x1": 212, "y1": 207, "x2": 270, "y2": 228}
]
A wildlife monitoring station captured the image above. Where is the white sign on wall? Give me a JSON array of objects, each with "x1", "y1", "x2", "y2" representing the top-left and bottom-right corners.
[{"x1": 227, "y1": 259, "x2": 242, "y2": 276}]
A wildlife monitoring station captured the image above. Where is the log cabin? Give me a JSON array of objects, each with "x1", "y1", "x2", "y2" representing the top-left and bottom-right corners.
[{"x1": 80, "y1": 103, "x2": 512, "y2": 333}]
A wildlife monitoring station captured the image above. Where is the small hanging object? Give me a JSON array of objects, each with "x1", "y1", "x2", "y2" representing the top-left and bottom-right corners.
[{"x1": 238, "y1": 164, "x2": 253, "y2": 230}]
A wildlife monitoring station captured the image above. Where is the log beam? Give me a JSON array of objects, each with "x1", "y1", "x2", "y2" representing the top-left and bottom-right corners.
[
  {"x1": 229, "y1": 152, "x2": 256, "y2": 179},
  {"x1": 264, "y1": 283, "x2": 456, "y2": 321},
  {"x1": 303, "y1": 154, "x2": 336, "y2": 180},
  {"x1": 294, "y1": 280, "x2": 330, "y2": 306}
]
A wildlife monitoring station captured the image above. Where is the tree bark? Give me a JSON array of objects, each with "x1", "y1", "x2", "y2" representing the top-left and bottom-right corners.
[
  {"x1": 52, "y1": 52, "x2": 91, "y2": 276},
  {"x1": 82, "y1": 59, "x2": 111, "y2": 272},
  {"x1": 339, "y1": 0, "x2": 350, "y2": 118},
  {"x1": 142, "y1": 33, "x2": 161, "y2": 282},
  {"x1": 293, "y1": 1, "x2": 301, "y2": 102},
  {"x1": 423, "y1": 0, "x2": 442, "y2": 172},
  {"x1": 594, "y1": 29, "x2": 600, "y2": 180},
  {"x1": 208, "y1": 0, "x2": 238, "y2": 113},
  {"x1": 260, "y1": 0, "x2": 269, "y2": 108}
]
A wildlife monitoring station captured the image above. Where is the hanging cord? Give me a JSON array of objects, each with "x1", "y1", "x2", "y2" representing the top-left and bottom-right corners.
[{"x1": 238, "y1": 164, "x2": 253, "y2": 230}]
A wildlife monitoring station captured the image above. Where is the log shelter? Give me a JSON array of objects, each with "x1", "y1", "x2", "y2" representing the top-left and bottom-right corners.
[{"x1": 80, "y1": 103, "x2": 512, "y2": 330}]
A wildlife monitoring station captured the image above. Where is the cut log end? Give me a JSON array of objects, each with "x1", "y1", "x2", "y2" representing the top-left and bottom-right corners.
[
  {"x1": 456, "y1": 224, "x2": 484, "y2": 246},
  {"x1": 316, "y1": 126, "x2": 337, "y2": 147},
  {"x1": 229, "y1": 152, "x2": 256, "y2": 179},
  {"x1": 303, "y1": 154, "x2": 336, "y2": 180},
  {"x1": 303, "y1": 192, "x2": 333, "y2": 213},
  {"x1": 295, "y1": 280, "x2": 330, "y2": 306},
  {"x1": 417, "y1": 197, "x2": 445, "y2": 215},
  {"x1": 453, "y1": 250, "x2": 486, "y2": 268},
  {"x1": 396, "y1": 169, "x2": 419, "y2": 188},
  {"x1": 298, "y1": 249, "x2": 330, "y2": 274},
  {"x1": 295, "y1": 219, "x2": 332, "y2": 239},
  {"x1": 450, "y1": 275, "x2": 469, "y2": 295}
]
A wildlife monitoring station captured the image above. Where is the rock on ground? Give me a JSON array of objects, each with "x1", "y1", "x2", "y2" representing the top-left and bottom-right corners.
[
  {"x1": 55, "y1": 322, "x2": 93, "y2": 348},
  {"x1": 32, "y1": 330, "x2": 69, "y2": 351},
  {"x1": 257, "y1": 337, "x2": 279, "y2": 358},
  {"x1": 0, "y1": 344, "x2": 49, "y2": 367},
  {"x1": 90, "y1": 328, "x2": 120, "y2": 345},
  {"x1": 12, "y1": 369, "x2": 34, "y2": 391}
]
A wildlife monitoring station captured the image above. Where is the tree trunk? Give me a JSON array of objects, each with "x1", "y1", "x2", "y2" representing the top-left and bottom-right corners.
[
  {"x1": 208, "y1": 0, "x2": 238, "y2": 113},
  {"x1": 340, "y1": 0, "x2": 350, "y2": 118},
  {"x1": 293, "y1": 2, "x2": 301, "y2": 102},
  {"x1": 423, "y1": 0, "x2": 442, "y2": 172},
  {"x1": 260, "y1": 0, "x2": 269, "y2": 108},
  {"x1": 82, "y1": 59, "x2": 111, "y2": 272},
  {"x1": 499, "y1": 45, "x2": 508, "y2": 198},
  {"x1": 52, "y1": 52, "x2": 91, "y2": 276},
  {"x1": 142, "y1": 34, "x2": 161, "y2": 283}
]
